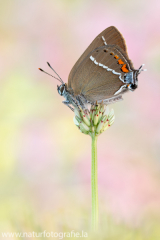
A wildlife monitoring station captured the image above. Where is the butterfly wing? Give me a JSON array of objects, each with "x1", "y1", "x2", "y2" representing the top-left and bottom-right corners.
[
  {"x1": 70, "y1": 45, "x2": 134, "y2": 102},
  {"x1": 68, "y1": 26, "x2": 128, "y2": 88}
]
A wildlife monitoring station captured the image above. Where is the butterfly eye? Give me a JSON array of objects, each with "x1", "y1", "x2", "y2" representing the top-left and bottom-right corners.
[{"x1": 104, "y1": 49, "x2": 107, "y2": 52}]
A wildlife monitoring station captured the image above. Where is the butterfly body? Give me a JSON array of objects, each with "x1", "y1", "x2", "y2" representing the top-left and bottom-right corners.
[{"x1": 40, "y1": 26, "x2": 146, "y2": 111}]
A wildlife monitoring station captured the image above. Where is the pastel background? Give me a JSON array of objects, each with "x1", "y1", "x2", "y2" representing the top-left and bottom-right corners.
[{"x1": 0, "y1": 0, "x2": 160, "y2": 239}]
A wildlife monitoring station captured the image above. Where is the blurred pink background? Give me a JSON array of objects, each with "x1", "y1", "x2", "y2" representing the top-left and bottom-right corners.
[{"x1": 0, "y1": 0, "x2": 160, "y2": 234}]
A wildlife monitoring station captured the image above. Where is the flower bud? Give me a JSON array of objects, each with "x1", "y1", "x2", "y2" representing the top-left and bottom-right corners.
[
  {"x1": 79, "y1": 121, "x2": 90, "y2": 132},
  {"x1": 98, "y1": 111, "x2": 102, "y2": 122},
  {"x1": 101, "y1": 115, "x2": 107, "y2": 122},
  {"x1": 109, "y1": 116, "x2": 115, "y2": 126},
  {"x1": 74, "y1": 108, "x2": 81, "y2": 119},
  {"x1": 94, "y1": 112, "x2": 99, "y2": 125},
  {"x1": 100, "y1": 103, "x2": 104, "y2": 113},
  {"x1": 73, "y1": 116, "x2": 79, "y2": 126},
  {"x1": 75, "y1": 115, "x2": 82, "y2": 124},
  {"x1": 96, "y1": 120, "x2": 105, "y2": 134},
  {"x1": 79, "y1": 125, "x2": 89, "y2": 134},
  {"x1": 103, "y1": 123, "x2": 110, "y2": 131},
  {"x1": 103, "y1": 106, "x2": 109, "y2": 117},
  {"x1": 82, "y1": 114, "x2": 91, "y2": 127},
  {"x1": 108, "y1": 109, "x2": 114, "y2": 119}
]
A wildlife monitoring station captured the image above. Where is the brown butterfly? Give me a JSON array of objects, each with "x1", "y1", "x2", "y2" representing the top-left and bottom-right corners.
[{"x1": 39, "y1": 26, "x2": 146, "y2": 111}]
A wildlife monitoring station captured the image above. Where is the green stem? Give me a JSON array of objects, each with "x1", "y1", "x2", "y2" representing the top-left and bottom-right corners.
[{"x1": 91, "y1": 133, "x2": 98, "y2": 231}]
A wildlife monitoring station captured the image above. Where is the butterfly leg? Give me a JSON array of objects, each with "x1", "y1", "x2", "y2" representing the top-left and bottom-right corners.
[
  {"x1": 99, "y1": 95, "x2": 123, "y2": 104},
  {"x1": 76, "y1": 95, "x2": 90, "y2": 111},
  {"x1": 62, "y1": 100, "x2": 74, "y2": 111},
  {"x1": 76, "y1": 96, "x2": 85, "y2": 108}
]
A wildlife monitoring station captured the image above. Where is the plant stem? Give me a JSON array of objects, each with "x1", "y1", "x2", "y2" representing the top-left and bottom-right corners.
[{"x1": 91, "y1": 133, "x2": 98, "y2": 231}]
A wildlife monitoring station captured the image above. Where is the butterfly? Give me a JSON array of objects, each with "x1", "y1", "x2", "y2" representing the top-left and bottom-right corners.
[{"x1": 39, "y1": 26, "x2": 146, "y2": 111}]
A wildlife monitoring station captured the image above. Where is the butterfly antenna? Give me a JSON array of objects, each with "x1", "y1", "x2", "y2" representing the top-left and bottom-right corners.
[
  {"x1": 138, "y1": 64, "x2": 147, "y2": 74},
  {"x1": 38, "y1": 68, "x2": 63, "y2": 83},
  {"x1": 47, "y1": 62, "x2": 64, "y2": 84}
]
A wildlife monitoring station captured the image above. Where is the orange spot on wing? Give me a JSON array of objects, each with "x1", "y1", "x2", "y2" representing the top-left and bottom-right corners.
[
  {"x1": 121, "y1": 64, "x2": 129, "y2": 73},
  {"x1": 118, "y1": 59, "x2": 124, "y2": 64},
  {"x1": 114, "y1": 55, "x2": 119, "y2": 59}
]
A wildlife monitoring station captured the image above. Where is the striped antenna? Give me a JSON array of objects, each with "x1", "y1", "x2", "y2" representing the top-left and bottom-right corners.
[
  {"x1": 138, "y1": 64, "x2": 147, "y2": 74},
  {"x1": 47, "y1": 62, "x2": 64, "y2": 84},
  {"x1": 39, "y1": 62, "x2": 64, "y2": 84}
]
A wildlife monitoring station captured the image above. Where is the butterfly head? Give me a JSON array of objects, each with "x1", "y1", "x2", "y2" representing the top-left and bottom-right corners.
[
  {"x1": 38, "y1": 62, "x2": 67, "y2": 96},
  {"x1": 125, "y1": 64, "x2": 146, "y2": 91},
  {"x1": 57, "y1": 83, "x2": 66, "y2": 96}
]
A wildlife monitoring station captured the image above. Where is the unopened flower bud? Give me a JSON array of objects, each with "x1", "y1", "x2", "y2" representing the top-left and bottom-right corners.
[
  {"x1": 109, "y1": 116, "x2": 115, "y2": 126},
  {"x1": 108, "y1": 109, "x2": 114, "y2": 119},
  {"x1": 74, "y1": 108, "x2": 81, "y2": 119},
  {"x1": 79, "y1": 125, "x2": 89, "y2": 134},
  {"x1": 100, "y1": 103, "x2": 104, "y2": 113},
  {"x1": 94, "y1": 112, "x2": 99, "y2": 125},
  {"x1": 73, "y1": 116, "x2": 79, "y2": 126},
  {"x1": 103, "y1": 106, "x2": 109, "y2": 117},
  {"x1": 98, "y1": 111, "x2": 102, "y2": 122},
  {"x1": 75, "y1": 115, "x2": 82, "y2": 124},
  {"x1": 103, "y1": 123, "x2": 110, "y2": 131},
  {"x1": 101, "y1": 115, "x2": 107, "y2": 122},
  {"x1": 96, "y1": 120, "x2": 105, "y2": 134},
  {"x1": 82, "y1": 114, "x2": 91, "y2": 127},
  {"x1": 79, "y1": 121, "x2": 90, "y2": 132}
]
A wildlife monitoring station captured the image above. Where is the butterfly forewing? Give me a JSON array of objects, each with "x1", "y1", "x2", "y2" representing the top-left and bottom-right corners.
[{"x1": 68, "y1": 26, "x2": 128, "y2": 88}]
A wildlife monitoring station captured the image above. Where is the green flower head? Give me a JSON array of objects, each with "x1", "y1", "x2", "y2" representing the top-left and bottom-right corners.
[{"x1": 73, "y1": 102, "x2": 115, "y2": 136}]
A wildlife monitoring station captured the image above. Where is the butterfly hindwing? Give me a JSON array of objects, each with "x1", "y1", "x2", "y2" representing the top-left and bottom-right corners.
[
  {"x1": 68, "y1": 26, "x2": 128, "y2": 89},
  {"x1": 70, "y1": 45, "x2": 134, "y2": 102}
]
